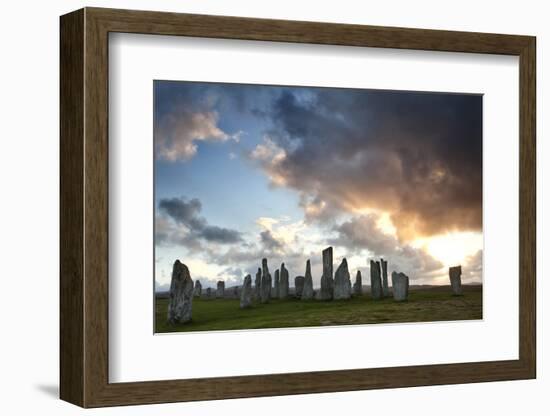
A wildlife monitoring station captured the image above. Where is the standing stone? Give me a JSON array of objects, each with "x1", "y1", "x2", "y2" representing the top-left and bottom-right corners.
[
  {"x1": 260, "y1": 258, "x2": 272, "y2": 303},
  {"x1": 193, "y1": 280, "x2": 202, "y2": 298},
  {"x1": 353, "y1": 270, "x2": 363, "y2": 296},
  {"x1": 240, "y1": 274, "x2": 252, "y2": 308},
  {"x1": 302, "y1": 260, "x2": 314, "y2": 300},
  {"x1": 232, "y1": 286, "x2": 239, "y2": 299},
  {"x1": 205, "y1": 287, "x2": 212, "y2": 298},
  {"x1": 370, "y1": 260, "x2": 383, "y2": 300},
  {"x1": 279, "y1": 263, "x2": 290, "y2": 299},
  {"x1": 334, "y1": 258, "x2": 352, "y2": 300},
  {"x1": 381, "y1": 258, "x2": 389, "y2": 297},
  {"x1": 319, "y1": 247, "x2": 334, "y2": 300},
  {"x1": 216, "y1": 281, "x2": 225, "y2": 298},
  {"x1": 295, "y1": 276, "x2": 305, "y2": 298},
  {"x1": 167, "y1": 260, "x2": 194, "y2": 324},
  {"x1": 254, "y1": 268, "x2": 261, "y2": 301},
  {"x1": 392, "y1": 271, "x2": 409, "y2": 301},
  {"x1": 449, "y1": 265, "x2": 463, "y2": 296},
  {"x1": 273, "y1": 269, "x2": 280, "y2": 298}
]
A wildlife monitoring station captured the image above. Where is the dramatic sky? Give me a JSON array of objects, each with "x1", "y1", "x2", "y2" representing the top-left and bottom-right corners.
[{"x1": 154, "y1": 80, "x2": 483, "y2": 291}]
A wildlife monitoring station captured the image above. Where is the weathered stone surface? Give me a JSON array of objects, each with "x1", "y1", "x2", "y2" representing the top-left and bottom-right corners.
[
  {"x1": 353, "y1": 270, "x2": 363, "y2": 296},
  {"x1": 167, "y1": 260, "x2": 194, "y2": 324},
  {"x1": 294, "y1": 276, "x2": 305, "y2": 298},
  {"x1": 240, "y1": 274, "x2": 252, "y2": 309},
  {"x1": 320, "y1": 247, "x2": 334, "y2": 300},
  {"x1": 273, "y1": 269, "x2": 280, "y2": 298},
  {"x1": 254, "y1": 268, "x2": 261, "y2": 301},
  {"x1": 381, "y1": 258, "x2": 389, "y2": 297},
  {"x1": 216, "y1": 281, "x2": 225, "y2": 298},
  {"x1": 370, "y1": 260, "x2": 383, "y2": 300},
  {"x1": 334, "y1": 258, "x2": 352, "y2": 300},
  {"x1": 449, "y1": 265, "x2": 463, "y2": 296},
  {"x1": 392, "y1": 271, "x2": 409, "y2": 301},
  {"x1": 260, "y1": 258, "x2": 272, "y2": 303},
  {"x1": 302, "y1": 260, "x2": 314, "y2": 300},
  {"x1": 205, "y1": 287, "x2": 212, "y2": 298},
  {"x1": 279, "y1": 263, "x2": 289, "y2": 298},
  {"x1": 193, "y1": 280, "x2": 202, "y2": 298}
]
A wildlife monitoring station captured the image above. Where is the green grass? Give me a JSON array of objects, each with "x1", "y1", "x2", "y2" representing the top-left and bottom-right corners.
[{"x1": 155, "y1": 286, "x2": 482, "y2": 333}]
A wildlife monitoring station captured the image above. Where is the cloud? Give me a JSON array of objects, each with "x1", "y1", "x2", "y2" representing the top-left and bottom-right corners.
[
  {"x1": 250, "y1": 88, "x2": 482, "y2": 240},
  {"x1": 158, "y1": 197, "x2": 243, "y2": 245},
  {"x1": 154, "y1": 82, "x2": 248, "y2": 162},
  {"x1": 155, "y1": 108, "x2": 232, "y2": 161},
  {"x1": 200, "y1": 225, "x2": 243, "y2": 243},
  {"x1": 155, "y1": 281, "x2": 170, "y2": 292},
  {"x1": 249, "y1": 136, "x2": 288, "y2": 186},
  {"x1": 260, "y1": 229, "x2": 284, "y2": 250},
  {"x1": 206, "y1": 242, "x2": 310, "y2": 287},
  {"x1": 330, "y1": 214, "x2": 444, "y2": 279},
  {"x1": 159, "y1": 197, "x2": 205, "y2": 229},
  {"x1": 463, "y1": 249, "x2": 483, "y2": 283},
  {"x1": 200, "y1": 218, "x2": 317, "y2": 286},
  {"x1": 331, "y1": 214, "x2": 397, "y2": 255}
]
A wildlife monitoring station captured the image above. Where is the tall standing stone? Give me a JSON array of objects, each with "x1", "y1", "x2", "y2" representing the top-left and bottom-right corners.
[
  {"x1": 205, "y1": 287, "x2": 212, "y2": 298},
  {"x1": 449, "y1": 265, "x2": 463, "y2": 296},
  {"x1": 240, "y1": 274, "x2": 252, "y2": 309},
  {"x1": 334, "y1": 258, "x2": 352, "y2": 300},
  {"x1": 370, "y1": 260, "x2": 383, "y2": 300},
  {"x1": 216, "y1": 281, "x2": 225, "y2": 298},
  {"x1": 392, "y1": 271, "x2": 409, "y2": 301},
  {"x1": 167, "y1": 260, "x2": 194, "y2": 324},
  {"x1": 254, "y1": 268, "x2": 261, "y2": 301},
  {"x1": 193, "y1": 280, "x2": 202, "y2": 298},
  {"x1": 320, "y1": 247, "x2": 334, "y2": 300},
  {"x1": 273, "y1": 269, "x2": 280, "y2": 298},
  {"x1": 295, "y1": 276, "x2": 305, "y2": 298},
  {"x1": 381, "y1": 258, "x2": 389, "y2": 297},
  {"x1": 279, "y1": 263, "x2": 289, "y2": 299},
  {"x1": 353, "y1": 270, "x2": 363, "y2": 296},
  {"x1": 260, "y1": 258, "x2": 272, "y2": 303},
  {"x1": 301, "y1": 260, "x2": 314, "y2": 300}
]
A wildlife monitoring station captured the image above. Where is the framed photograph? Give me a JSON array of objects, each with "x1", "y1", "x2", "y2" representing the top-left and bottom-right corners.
[{"x1": 60, "y1": 7, "x2": 536, "y2": 408}]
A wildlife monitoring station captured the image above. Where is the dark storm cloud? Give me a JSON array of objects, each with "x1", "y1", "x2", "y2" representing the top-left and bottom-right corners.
[
  {"x1": 252, "y1": 87, "x2": 482, "y2": 240},
  {"x1": 158, "y1": 197, "x2": 243, "y2": 244},
  {"x1": 155, "y1": 214, "x2": 204, "y2": 251},
  {"x1": 159, "y1": 197, "x2": 205, "y2": 229}
]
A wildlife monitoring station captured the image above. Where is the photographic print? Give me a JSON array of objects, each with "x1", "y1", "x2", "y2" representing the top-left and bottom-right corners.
[{"x1": 154, "y1": 80, "x2": 483, "y2": 333}]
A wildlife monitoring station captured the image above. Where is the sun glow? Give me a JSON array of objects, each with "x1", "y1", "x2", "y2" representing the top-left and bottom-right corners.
[{"x1": 413, "y1": 232, "x2": 483, "y2": 269}]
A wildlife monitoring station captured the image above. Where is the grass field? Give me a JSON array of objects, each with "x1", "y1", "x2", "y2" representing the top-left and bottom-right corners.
[{"x1": 155, "y1": 285, "x2": 482, "y2": 333}]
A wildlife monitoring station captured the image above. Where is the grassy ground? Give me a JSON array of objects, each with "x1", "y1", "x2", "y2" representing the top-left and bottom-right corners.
[{"x1": 155, "y1": 285, "x2": 482, "y2": 333}]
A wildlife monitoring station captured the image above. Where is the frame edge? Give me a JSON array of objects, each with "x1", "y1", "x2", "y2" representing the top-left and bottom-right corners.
[
  {"x1": 60, "y1": 8, "x2": 86, "y2": 408},
  {"x1": 518, "y1": 36, "x2": 537, "y2": 379}
]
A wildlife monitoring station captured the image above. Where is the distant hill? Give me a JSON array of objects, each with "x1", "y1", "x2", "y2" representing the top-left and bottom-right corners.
[{"x1": 155, "y1": 283, "x2": 482, "y2": 298}]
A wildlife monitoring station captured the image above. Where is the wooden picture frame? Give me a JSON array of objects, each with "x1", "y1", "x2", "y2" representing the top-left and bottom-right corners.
[{"x1": 60, "y1": 7, "x2": 536, "y2": 408}]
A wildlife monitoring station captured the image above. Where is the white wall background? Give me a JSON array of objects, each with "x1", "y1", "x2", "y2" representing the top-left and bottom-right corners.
[{"x1": 0, "y1": 0, "x2": 545, "y2": 414}]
